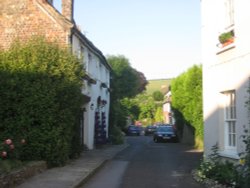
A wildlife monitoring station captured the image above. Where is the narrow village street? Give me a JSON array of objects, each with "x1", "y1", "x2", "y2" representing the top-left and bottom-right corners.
[
  {"x1": 82, "y1": 136, "x2": 204, "y2": 188},
  {"x1": 1, "y1": 1, "x2": 249, "y2": 188}
]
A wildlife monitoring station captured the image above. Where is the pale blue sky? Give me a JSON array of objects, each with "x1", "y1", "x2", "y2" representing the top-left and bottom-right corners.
[{"x1": 54, "y1": 0, "x2": 201, "y2": 80}]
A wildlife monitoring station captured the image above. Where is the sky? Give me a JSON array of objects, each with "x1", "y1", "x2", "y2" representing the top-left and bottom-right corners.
[{"x1": 54, "y1": 0, "x2": 201, "y2": 80}]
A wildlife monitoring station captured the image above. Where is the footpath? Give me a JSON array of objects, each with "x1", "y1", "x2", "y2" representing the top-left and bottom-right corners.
[{"x1": 16, "y1": 143, "x2": 129, "y2": 188}]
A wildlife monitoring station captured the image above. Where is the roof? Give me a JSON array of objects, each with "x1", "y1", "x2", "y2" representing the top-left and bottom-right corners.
[
  {"x1": 72, "y1": 28, "x2": 112, "y2": 71},
  {"x1": 36, "y1": 0, "x2": 111, "y2": 70}
]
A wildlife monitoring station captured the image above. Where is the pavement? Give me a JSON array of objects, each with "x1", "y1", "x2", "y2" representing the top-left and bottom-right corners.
[{"x1": 16, "y1": 143, "x2": 129, "y2": 188}]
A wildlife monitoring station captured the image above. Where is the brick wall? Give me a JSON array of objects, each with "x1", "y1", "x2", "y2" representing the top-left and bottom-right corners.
[
  {"x1": 62, "y1": 0, "x2": 74, "y2": 21},
  {"x1": 0, "y1": 0, "x2": 71, "y2": 50}
]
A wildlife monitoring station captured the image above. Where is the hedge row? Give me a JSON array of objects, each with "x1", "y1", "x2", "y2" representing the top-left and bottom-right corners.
[
  {"x1": 0, "y1": 37, "x2": 85, "y2": 166},
  {"x1": 171, "y1": 65, "x2": 203, "y2": 148}
]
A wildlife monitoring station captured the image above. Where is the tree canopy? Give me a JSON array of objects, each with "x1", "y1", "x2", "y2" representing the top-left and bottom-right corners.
[
  {"x1": 107, "y1": 55, "x2": 147, "y2": 101},
  {"x1": 107, "y1": 55, "x2": 147, "y2": 143}
]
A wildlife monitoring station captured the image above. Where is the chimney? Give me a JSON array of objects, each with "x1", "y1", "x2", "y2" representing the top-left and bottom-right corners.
[{"x1": 62, "y1": 0, "x2": 74, "y2": 21}]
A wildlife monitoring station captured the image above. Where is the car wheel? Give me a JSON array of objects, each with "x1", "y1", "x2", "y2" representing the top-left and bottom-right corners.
[{"x1": 153, "y1": 137, "x2": 158, "y2": 143}]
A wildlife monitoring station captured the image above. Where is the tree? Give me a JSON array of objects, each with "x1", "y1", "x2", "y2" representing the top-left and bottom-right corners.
[
  {"x1": 107, "y1": 55, "x2": 147, "y2": 143},
  {"x1": 152, "y1": 90, "x2": 164, "y2": 101},
  {"x1": 107, "y1": 55, "x2": 147, "y2": 100},
  {"x1": 154, "y1": 106, "x2": 164, "y2": 123},
  {"x1": 136, "y1": 93, "x2": 157, "y2": 125}
]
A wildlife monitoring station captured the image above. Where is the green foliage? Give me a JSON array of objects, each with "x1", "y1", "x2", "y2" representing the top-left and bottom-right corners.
[
  {"x1": 171, "y1": 108, "x2": 185, "y2": 137},
  {"x1": 238, "y1": 130, "x2": 250, "y2": 187},
  {"x1": 120, "y1": 98, "x2": 140, "y2": 121},
  {"x1": 0, "y1": 138, "x2": 26, "y2": 161},
  {"x1": 109, "y1": 125, "x2": 124, "y2": 145},
  {"x1": 0, "y1": 159, "x2": 23, "y2": 174},
  {"x1": 154, "y1": 106, "x2": 164, "y2": 123},
  {"x1": 171, "y1": 65, "x2": 203, "y2": 148},
  {"x1": 0, "y1": 37, "x2": 85, "y2": 166},
  {"x1": 197, "y1": 86, "x2": 250, "y2": 187},
  {"x1": 107, "y1": 55, "x2": 147, "y2": 136},
  {"x1": 219, "y1": 30, "x2": 234, "y2": 44},
  {"x1": 152, "y1": 90, "x2": 164, "y2": 101},
  {"x1": 107, "y1": 55, "x2": 145, "y2": 100},
  {"x1": 197, "y1": 144, "x2": 239, "y2": 187},
  {"x1": 136, "y1": 93, "x2": 157, "y2": 125}
]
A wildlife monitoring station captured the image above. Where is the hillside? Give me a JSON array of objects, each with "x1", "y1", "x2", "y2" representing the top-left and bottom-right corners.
[{"x1": 146, "y1": 79, "x2": 172, "y2": 95}]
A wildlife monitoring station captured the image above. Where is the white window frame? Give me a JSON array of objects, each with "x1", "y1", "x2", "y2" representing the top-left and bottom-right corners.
[
  {"x1": 223, "y1": 90, "x2": 237, "y2": 152},
  {"x1": 224, "y1": 0, "x2": 234, "y2": 29}
]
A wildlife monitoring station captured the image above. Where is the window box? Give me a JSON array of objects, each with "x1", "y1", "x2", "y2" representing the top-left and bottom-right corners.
[{"x1": 218, "y1": 30, "x2": 235, "y2": 47}]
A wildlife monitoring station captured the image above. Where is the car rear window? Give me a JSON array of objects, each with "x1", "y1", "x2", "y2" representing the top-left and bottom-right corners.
[{"x1": 157, "y1": 126, "x2": 173, "y2": 132}]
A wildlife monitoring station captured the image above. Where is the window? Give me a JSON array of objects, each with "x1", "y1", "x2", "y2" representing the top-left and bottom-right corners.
[
  {"x1": 223, "y1": 90, "x2": 236, "y2": 150},
  {"x1": 224, "y1": 0, "x2": 234, "y2": 28}
]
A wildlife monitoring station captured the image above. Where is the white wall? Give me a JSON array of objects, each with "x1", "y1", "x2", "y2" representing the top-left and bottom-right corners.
[
  {"x1": 202, "y1": 0, "x2": 250, "y2": 158},
  {"x1": 72, "y1": 34, "x2": 110, "y2": 149}
]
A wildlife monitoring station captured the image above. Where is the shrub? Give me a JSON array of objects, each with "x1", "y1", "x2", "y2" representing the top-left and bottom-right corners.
[
  {"x1": 109, "y1": 125, "x2": 124, "y2": 145},
  {"x1": 0, "y1": 37, "x2": 85, "y2": 166},
  {"x1": 197, "y1": 144, "x2": 241, "y2": 187},
  {"x1": 0, "y1": 138, "x2": 26, "y2": 160}
]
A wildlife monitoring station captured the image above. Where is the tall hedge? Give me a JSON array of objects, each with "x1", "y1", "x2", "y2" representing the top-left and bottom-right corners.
[
  {"x1": 0, "y1": 37, "x2": 85, "y2": 166},
  {"x1": 171, "y1": 65, "x2": 203, "y2": 148}
]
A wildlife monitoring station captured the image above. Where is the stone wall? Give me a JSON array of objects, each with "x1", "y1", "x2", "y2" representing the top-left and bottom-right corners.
[{"x1": 0, "y1": 161, "x2": 47, "y2": 188}]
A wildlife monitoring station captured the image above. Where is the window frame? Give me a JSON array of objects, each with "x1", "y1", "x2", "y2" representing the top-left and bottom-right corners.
[
  {"x1": 223, "y1": 90, "x2": 237, "y2": 151},
  {"x1": 224, "y1": 0, "x2": 234, "y2": 29}
]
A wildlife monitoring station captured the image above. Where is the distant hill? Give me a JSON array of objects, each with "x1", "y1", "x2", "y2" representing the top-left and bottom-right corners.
[{"x1": 146, "y1": 79, "x2": 172, "y2": 95}]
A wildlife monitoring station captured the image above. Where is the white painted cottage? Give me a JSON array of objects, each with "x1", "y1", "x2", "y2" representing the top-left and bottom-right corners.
[{"x1": 201, "y1": 0, "x2": 250, "y2": 159}]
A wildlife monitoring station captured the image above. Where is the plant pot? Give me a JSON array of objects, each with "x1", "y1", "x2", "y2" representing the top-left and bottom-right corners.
[{"x1": 222, "y1": 37, "x2": 234, "y2": 47}]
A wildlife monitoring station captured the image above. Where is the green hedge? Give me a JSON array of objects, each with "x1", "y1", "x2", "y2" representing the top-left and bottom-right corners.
[
  {"x1": 0, "y1": 37, "x2": 85, "y2": 166},
  {"x1": 171, "y1": 65, "x2": 203, "y2": 148}
]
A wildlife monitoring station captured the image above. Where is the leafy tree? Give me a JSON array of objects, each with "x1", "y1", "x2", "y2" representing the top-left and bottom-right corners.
[
  {"x1": 0, "y1": 37, "x2": 84, "y2": 166},
  {"x1": 120, "y1": 98, "x2": 140, "y2": 121},
  {"x1": 152, "y1": 90, "x2": 164, "y2": 101},
  {"x1": 107, "y1": 55, "x2": 144, "y2": 100},
  {"x1": 107, "y1": 55, "x2": 147, "y2": 142},
  {"x1": 154, "y1": 106, "x2": 164, "y2": 123},
  {"x1": 136, "y1": 93, "x2": 157, "y2": 125},
  {"x1": 135, "y1": 70, "x2": 148, "y2": 94}
]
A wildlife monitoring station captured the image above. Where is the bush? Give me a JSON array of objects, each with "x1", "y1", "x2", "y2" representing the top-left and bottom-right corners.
[
  {"x1": 0, "y1": 37, "x2": 85, "y2": 166},
  {"x1": 197, "y1": 144, "x2": 242, "y2": 187},
  {"x1": 109, "y1": 126, "x2": 124, "y2": 145}
]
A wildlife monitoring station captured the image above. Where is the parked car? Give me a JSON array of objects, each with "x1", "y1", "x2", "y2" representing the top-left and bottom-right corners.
[
  {"x1": 126, "y1": 125, "x2": 141, "y2": 136},
  {"x1": 144, "y1": 126, "x2": 157, "y2": 136},
  {"x1": 153, "y1": 125, "x2": 178, "y2": 143}
]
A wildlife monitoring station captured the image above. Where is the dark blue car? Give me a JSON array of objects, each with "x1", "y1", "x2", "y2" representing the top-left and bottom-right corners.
[
  {"x1": 126, "y1": 125, "x2": 141, "y2": 136},
  {"x1": 153, "y1": 125, "x2": 178, "y2": 142}
]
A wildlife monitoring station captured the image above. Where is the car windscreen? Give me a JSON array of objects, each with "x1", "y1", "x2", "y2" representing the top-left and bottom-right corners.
[{"x1": 157, "y1": 126, "x2": 173, "y2": 132}]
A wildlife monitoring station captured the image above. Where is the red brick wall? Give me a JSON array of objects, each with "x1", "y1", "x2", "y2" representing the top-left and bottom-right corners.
[{"x1": 0, "y1": 0, "x2": 70, "y2": 50}]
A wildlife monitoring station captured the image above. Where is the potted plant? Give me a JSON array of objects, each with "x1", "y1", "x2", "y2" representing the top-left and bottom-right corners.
[{"x1": 218, "y1": 30, "x2": 234, "y2": 47}]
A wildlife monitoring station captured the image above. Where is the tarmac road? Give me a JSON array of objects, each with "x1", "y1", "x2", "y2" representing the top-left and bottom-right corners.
[{"x1": 82, "y1": 136, "x2": 204, "y2": 188}]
